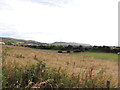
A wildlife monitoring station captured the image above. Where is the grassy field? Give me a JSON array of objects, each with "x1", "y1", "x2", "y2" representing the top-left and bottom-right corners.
[
  {"x1": 2, "y1": 45, "x2": 118, "y2": 88},
  {"x1": 74, "y1": 52, "x2": 118, "y2": 60}
]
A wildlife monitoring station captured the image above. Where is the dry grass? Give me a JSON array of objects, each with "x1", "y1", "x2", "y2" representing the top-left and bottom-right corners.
[{"x1": 2, "y1": 45, "x2": 118, "y2": 88}]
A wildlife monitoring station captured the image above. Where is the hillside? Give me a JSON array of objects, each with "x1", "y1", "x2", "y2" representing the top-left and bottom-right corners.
[
  {"x1": 0, "y1": 37, "x2": 46, "y2": 45},
  {"x1": 51, "y1": 42, "x2": 91, "y2": 46},
  {"x1": 0, "y1": 37, "x2": 91, "y2": 46}
]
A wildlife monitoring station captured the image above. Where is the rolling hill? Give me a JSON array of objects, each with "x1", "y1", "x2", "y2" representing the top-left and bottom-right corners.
[
  {"x1": 51, "y1": 42, "x2": 91, "y2": 46},
  {"x1": 0, "y1": 37, "x2": 46, "y2": 45},
  {"x1": 0, "y1": 37, "x2": 91, "y2": 46}
]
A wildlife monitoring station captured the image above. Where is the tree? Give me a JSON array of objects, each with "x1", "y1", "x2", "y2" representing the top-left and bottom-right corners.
[
  {"x1": 5, "y1": 42, "x2": 12, "y2": 45},
  {"x1": 78, "y1": 45, "x2": 84, "y2": 52},
  {"x1": 67, "y1": 45, "x2": 73, "y2": 51}
]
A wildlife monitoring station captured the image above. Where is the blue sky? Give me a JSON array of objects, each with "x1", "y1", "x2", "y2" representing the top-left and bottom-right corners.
[{"x1": 0, "y1": 0, "x2": 119, "y2": 46}]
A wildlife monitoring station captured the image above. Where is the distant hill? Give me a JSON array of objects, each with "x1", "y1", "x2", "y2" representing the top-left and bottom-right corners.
[
  {"x1": 0, "y1": 37, "x2": 45, "y2": 45},
  {"x1": 51, "y1": 42, "x2": 91, "y2": 46},
  {"x1": 0, "y1": 37, "x2": 91, "y2": 46}
]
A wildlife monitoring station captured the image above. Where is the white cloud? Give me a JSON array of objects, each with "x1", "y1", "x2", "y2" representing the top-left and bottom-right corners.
[{"x1": 0, "y1": 0, "x2": 119, "y2": 46}]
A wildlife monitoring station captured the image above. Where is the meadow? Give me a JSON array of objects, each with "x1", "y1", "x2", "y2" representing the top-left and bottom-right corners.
[
  {"x1": 2, "y1": 45, "x2": 118, "y2": 88},
  {"x1": 74, "y1": 52, "x2": 118, "y2": 60}
]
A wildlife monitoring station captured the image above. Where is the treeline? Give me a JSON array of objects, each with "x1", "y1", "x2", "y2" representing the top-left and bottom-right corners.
[
  {"x1": 21, "y1": 45, "x2": 120, "y2": 54},
  {"x1": 4, "y1": 41, "x2": 120, "y2": 53}
]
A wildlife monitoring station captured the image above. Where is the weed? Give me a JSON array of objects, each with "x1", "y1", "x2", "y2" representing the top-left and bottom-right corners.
[
  {"x1": 15, "y1": 54, "x2": 25, "y2": 58},
  {"x1": 34, "y1": 55, "x2": 38, "y2": 60}
]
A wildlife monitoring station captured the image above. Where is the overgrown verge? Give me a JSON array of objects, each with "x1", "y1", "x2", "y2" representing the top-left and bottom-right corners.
[
  {"x1": 2, "y1": 46, "x2": 117, "y2": 88},
  {"x1": 2, "y1": 60, "x2": 115, "y2": 88}
]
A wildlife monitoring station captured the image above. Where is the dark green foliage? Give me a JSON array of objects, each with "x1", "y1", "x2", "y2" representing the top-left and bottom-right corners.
[
  {"x1": 66, "y1": 45, "x2": 73, "y2": 51},
  {"x1": 58, "y1": 50, "x2": 62, "y2": 53},
  {"x1": 73, "y1": 50, "x2": 82, "y2": 53},
  {"x1": 67, "y1": 50, "x2": 70, "y2": 53},
  {"x1": 4, "y1": 42, "x2": 12, "y2": 45},
  {"x1": 23, "y1": 44, "x2": 120, "y2": 54}
]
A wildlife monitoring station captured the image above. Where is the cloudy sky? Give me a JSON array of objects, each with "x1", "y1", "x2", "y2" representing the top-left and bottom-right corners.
[{"x1": 0, "y1": 0, "x2": 119, "y2": 46}]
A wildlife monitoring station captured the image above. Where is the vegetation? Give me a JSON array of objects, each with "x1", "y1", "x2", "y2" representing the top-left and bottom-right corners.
[
  {"x1": 0, "y1": 37, "x2": 43, "y2": 45},
  {"x1": 75, "y1": 52, "x2": 118, "y2": 60},
  {"x1": 2, "y1": 45, "x2": 118, "y2": 88},
  {"x1": 1, "y1": 37, "x2": 120, "y2": 54},
  {"x1": 2, "y1": 60, "x2": 114, "y2": 88},
  {"x1": 58, "y1": 50, "x2": 62, "y2": 53}
]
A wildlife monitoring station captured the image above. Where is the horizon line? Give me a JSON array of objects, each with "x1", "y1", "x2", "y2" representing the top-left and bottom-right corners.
[{"x1": 0, "y1": 36, "x2": 118, "y2": 47}]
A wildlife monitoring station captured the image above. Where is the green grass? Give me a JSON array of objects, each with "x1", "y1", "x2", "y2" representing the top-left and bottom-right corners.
[{"x1": 75, "y1": 52, "x2": 118, "y2": 60}]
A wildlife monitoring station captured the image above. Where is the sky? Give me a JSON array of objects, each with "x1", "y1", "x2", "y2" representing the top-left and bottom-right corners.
[{"x1": 0, "y1": 0, "x2": 119, "y2": 46}]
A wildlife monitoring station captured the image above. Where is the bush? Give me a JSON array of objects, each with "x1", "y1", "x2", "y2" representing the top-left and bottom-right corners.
[
  {"x1": 67, "y1": 50, "x2": 70, "y2": 53},
  {"x1": 5, "y1": 42, "x2": 12, "y2": 45},
  {"x1": 58, "y1": 50, "x2": 62, "y2": 53}
]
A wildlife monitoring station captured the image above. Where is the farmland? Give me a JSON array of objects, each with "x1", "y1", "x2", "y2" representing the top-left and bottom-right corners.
[
  {"x1": 74, "y1": 52, "x2": 118, "y2": 60},
  {"x1": 2, "y1": 45, "x2": 118, "y2": 88}
]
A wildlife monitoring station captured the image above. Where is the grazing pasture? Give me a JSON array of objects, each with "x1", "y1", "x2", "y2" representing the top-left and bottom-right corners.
[
  {"x1": 2, "y1": 45, "x2": 118, "y2": 88},
  {"x1": 74, "y1": 52, "x2": 118, "y2": 60}
]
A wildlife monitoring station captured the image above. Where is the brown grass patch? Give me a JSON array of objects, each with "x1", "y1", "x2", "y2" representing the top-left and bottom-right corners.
[{"x1": 2, "y1": 45, "x2": 118, "y2": 87}]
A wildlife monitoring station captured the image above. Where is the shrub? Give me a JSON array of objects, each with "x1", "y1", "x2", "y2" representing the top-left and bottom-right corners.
[
  {"x1": 58, "y1": 50, "x2": 62, "y2": 53},
  {"x1": 67, "y1": 50, "x2": 70, "y2": 53}
]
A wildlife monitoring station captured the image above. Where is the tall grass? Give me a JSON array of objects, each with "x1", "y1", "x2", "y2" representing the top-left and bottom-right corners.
[
  {"x1": 3, "y1": 60, "x2": 114, "y2": 88},
  {"x1": 2, "y1": 59, "x2": 115, "y2": 88},
  {"x1": 2, "y1": 45, "x2": 118, "y2": 88}
]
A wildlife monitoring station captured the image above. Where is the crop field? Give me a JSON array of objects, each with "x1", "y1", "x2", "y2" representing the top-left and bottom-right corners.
[{"x1": 2, "y1": 45, "x2": 118, "y2": 88}]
